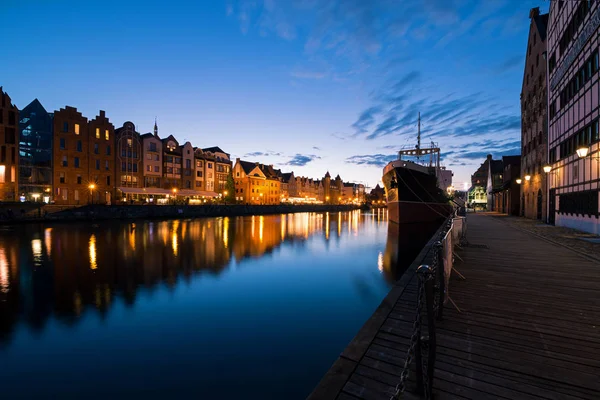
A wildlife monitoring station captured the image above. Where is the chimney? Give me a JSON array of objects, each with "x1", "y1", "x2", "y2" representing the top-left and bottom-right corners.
[
  {"x1": 236, "y1": 157, "x2": 240, "y2": 163},
  {"x1": 529, "y1": 7, "x2": 540, "y2": 19},
  {"x1": 99, "y1": 110, "x2": 105, "y2": 118}
]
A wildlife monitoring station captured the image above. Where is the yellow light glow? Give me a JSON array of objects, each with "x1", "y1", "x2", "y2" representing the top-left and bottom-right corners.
[
  {"x1": 223, "y1": 217, "x2": 229, "y2": 248},
  {"x1": 543, "y1": 165, "x2": 552, "y2": 173},
  {"x1": 259, "y1": 215, "x2": 264, "y2": 243},
  {"x1": 525, "y1": 175, "x2": 531, "y2": 181},
  {"x1": 89, "y1": 235, "x2": 97, "y2": 270},
  {"x1": 325, "y1": 212, "x2": 330, "y2": 240},
  {"x1": 172, "y1": 232, "x2": 178, "y2": 256},
  {"x1": 0, "y1": 249, "x2": 8, "y2": 293},
  {"x1": 516, "y1": 178, "x2": 522, "y2": 184},
  {"x1": 31, "y1": 239, "x2": 42, "y2": 260},
  {"x1": 577, "y1": 147, "x2": 589, "y2": 158},
  {"x1": 89, "y1": 184, "x2": 95, "y2": 190},
  {"x1": 251, "y1": 215, "x2": 256, "y2": 238},
  {"x1": 281, "y1": 214, "x2": 286, "y2": 241},
  {"x1": 378, "y1": 251, "x2": 383, "y2": 272},
  {"x1": 44, "y1": 228, "x2": 52, "y2": 256}
]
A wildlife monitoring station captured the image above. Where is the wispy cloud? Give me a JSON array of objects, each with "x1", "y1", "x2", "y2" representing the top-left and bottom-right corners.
[
  {"x1": 312, "y1": 146, "x2": 321, "y2": 150},
  {"x1": 244, "y1": 150, "x2": 283, "y2": 157},
  {"x1": 286, "y1": 153, "x2": 321, "y2": 166},
  {"x1": 345, "y1": 153, "x2": 397, "y2": 168},
  {"x1": 290, "y1": 70, "x2": 327, "y2": 79}
]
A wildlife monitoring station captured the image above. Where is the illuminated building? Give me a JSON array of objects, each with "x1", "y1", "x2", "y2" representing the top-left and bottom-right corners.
[
  {"x1": 52, "y1": 106, "x2": 88, "y2": 205},
  {"x1": 18, "y1": 99, "x2": 53, "y2": 201},
  {"x1": 232, "y1": 158, "x2": 281, "y2": 204},
  {"x1": 161, "y1": 135, "x2": 182, "y2": 191},
  {"x1": 0, "y1": 87, "x2": 19, "y2": 201},
  {"x1": 547, "y1": 1, "x2": 600, "y2": 232},
  {"x1": 115, "y1": 121, "x2": 142, "y2": 202},
  {"x1": 141, "y1": 120, "x2": 163, "y2": 190},
  {"x1": 203, "y1": 147, "x2": 231, "y2": 194},
  {"x1": 87, "y1": 111, "x2": 115, "y2": 204}
]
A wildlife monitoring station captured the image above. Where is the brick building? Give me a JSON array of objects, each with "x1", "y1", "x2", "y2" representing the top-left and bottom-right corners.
[
  {"x1": 0, "y1": 87, "x2": 19, "y2": 201},
  {"x1": 521, "y1": 7, "x2": 549, "y2": 221},
  {"x1": 87, "y1": 111, "x2": 115, "y2": 204}
]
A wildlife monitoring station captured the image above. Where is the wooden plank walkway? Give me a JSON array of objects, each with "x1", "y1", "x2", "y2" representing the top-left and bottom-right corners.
[{"x1": 309, "y1": 213, "x2": 600, "y2": 400}]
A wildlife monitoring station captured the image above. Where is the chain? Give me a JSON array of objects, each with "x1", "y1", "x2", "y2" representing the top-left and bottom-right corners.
[
  {"x1": 390, "y1": 279, "x2": 424, "y2": 400},
  {"x1": 421, "y1": 339, "x2": 431, "y2": 400}
]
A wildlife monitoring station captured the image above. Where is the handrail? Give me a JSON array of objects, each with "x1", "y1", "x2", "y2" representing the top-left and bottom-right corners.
[{"x1": 390, "y1": 212, "x2": 465, "y2": 399}]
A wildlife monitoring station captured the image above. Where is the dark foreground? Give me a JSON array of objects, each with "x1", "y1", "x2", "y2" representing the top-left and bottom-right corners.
[{"x1": 310, "y1": 213, "x2": 600, "y2": 399}]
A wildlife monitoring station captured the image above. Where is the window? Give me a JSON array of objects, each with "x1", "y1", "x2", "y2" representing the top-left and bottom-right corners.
[
  {"x1": 105, "y1": 130, "x2": 109, "y2": 140},
  {"x1": 154, "y1": 154, "x2": 159, "y2": 161},
  {"x1": 196, "y1": 160, "x2": 203, "y2": 168},
  {"x1": 236, "y1": 172, "x2": 240, "y2": 177},
  {"x1": 208, "y1": 163, "x2": 213, "y2": 169},
  {"x1": 60, "y1": 172, "x2": 66, "y2": 183},
  {"x1": 196, "y1": 181, "x2": 202, "y2": 187},
  {"x1": 186, "y1": 159, "x2": 191, "y2": 169},
  {"x1": 174, "y1": 167, "x2": 181, "y2": 174},
  {"x1": 74, "y1": 157, "x2": 80, "y2": 168},
  {"x1": 74, "y1": 190, "x2": 79, "y2": 201},
  {"x1": 106, "y1": 145, "x2": 111, "y2": 155},
  {"x1": 107, "y1": 176, "x2": 111, "y2": 186},
  {"x1": 154, "y1": 166, "x2": 159, "y2": 172},
  {"x1": 147, "y1": 153, "x2": 152, "y2": 160},
  {"x1": 60, "y1": 138, "x2": 66, "y2": 150},
  {"x1": 10, "y1": 166, "x2": 15, "y2": 183},
  {"x1": 127, "y1": 138, "x2": 132, "y2": 148},
  {"x1": 96, "y1": 160, "x2": 100, "y2": 170},
  {"x1": 121, "y1": 162, "x2": 126, "y2": 172},
  {"x1": 62, "y1": 188, "x2": 68, "y2": 200},
  {"x1": 0, "y1": 165, "x2": 4, "y2": 183},
  {"x1": 208, "y1": 172, "x2": 212, "y2": 179},
  {"x1": 147, "y1": 165, "x2": 152, "y2": 172},
  {"x1": 74, "y1": 124, "x2": 80, "y2": 135},
  {"x1": 77, "y1": 140, "x2": 82, "y2": 152},
  {"x1": 133, "y1": 164, "x2": 138, "y2": 173},
  {"x1": 150, "y1": 142, "x2": 157, "y2": 152},
  {"x1": 94, "y1": 143, "x2": 99, "y2": 154},
  {"x1": 77, "y1": 175, "x2": 82, "y2": 184},
  {"x1": 62, "y1": 156, "x2": 68, "y2": 167},
  {"x1": 197, "y1": 170, "x2": 203, "y2": 177},
  {"x1": 63, "y1": 122, "x2": 68, "y2": 132},
  {"x1": 105, "y1": 160, "x2": 109, "y2": 170},
  {"x1": 96, "y1": 128, "x2": 100, "y2": 139}
]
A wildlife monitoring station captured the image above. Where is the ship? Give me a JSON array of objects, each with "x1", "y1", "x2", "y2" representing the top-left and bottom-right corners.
[{"x1": 382, "y1": 113, "x2": 452, "y2": 224}]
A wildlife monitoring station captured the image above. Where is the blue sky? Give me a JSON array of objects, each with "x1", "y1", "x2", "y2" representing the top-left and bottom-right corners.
[{"x1": 1, "y1": 0, "x2": 548, "y2": 189}]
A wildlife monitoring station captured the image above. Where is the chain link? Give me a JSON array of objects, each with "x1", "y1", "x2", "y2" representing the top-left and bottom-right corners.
[
  {"x1": 390, "y1": 279, "x2": 424, "y2": 400},
  {"x1": 390, "y1": 221, "x2": 452, "y2": 399}
]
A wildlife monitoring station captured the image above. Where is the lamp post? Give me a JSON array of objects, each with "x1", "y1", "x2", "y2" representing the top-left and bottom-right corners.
[
  {"x1": 259, "y1": 192, "x2": 263, "y2": 205},
  {"x1": 172, "y1": 188, "x2": 177, "y2": 204},
  {"x1": 89, "y1": 184, "x2": 95, "y2": 205}
]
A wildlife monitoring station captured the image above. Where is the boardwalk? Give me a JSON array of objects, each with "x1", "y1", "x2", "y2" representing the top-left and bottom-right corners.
[{"x1": 309, "y1": 213, "x2": 600, "y2": 400}]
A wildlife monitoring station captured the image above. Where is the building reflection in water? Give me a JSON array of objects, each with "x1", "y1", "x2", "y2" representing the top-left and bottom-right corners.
[{"x1": 0, "y1": 208, "x2": 427, "y2": 345}]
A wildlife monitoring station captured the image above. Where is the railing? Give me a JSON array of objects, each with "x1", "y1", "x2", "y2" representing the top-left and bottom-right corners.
[{"x1": 391, "y1": 211, "x2": 467, "y2": 399}]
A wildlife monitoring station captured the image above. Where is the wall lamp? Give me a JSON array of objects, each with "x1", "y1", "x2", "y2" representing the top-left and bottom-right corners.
[
  {"x1": 525, "y1": 175, "x2": 531, "y2": 181},
  {"x1": 543, "y1": 165, "x2": 552, "y2": 173},
  {"x1": 516, "y1": 178, "x2": 522, "y2": 184},
  {"x1": 576, "y1": 146, "x2": 600, "y2": 160}
]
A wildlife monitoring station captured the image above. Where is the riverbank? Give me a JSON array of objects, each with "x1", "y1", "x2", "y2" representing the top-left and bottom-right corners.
[{"x1": 0, "y1": 203, "x2": 360, "y2": 225}]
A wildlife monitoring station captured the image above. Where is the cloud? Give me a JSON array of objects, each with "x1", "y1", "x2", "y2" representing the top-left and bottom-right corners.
[
  {"x1": 244, "y1": 151, "x2": 283, "y2": 157},
  {"x1": 351, "y1": 106, "x2": 382, "y2": 135},
  {"x1": 286, "y1": 153, "x2": 321, "y2": 166},
  {"x1": 493, "y1": 54, "x2": 523, "y2": 74},
  {"x1": 345, "y1": 153, "x2": 397, "y2": 167},
  {"x1": 312, "y1": 146, "x2": 321, "y2": 150},
  {"x1": 290, "y1": 70, "x2": 327, "y2": 79}
]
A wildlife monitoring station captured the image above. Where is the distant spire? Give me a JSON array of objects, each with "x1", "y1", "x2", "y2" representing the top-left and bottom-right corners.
[{"x1": 154, "y1": 117, "x2": 158, "y2": 137}]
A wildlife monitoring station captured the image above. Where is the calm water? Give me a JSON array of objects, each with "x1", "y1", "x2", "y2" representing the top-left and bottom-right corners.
[{"x1": 0, "y1": 210, "x2": 431, "y2": 399}]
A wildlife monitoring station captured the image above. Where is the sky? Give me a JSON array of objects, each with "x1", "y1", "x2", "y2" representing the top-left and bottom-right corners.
[{"x1": 0, "y1": 0, "x2": 549, "y2": 189}]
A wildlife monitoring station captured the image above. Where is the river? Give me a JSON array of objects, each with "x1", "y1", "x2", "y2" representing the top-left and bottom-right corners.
[{"x1": 0, "y1": 210, "x2": 432, "y2": 399}]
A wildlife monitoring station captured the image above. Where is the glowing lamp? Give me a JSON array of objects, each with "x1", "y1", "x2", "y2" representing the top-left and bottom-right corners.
[
  {"x1": 577, "y1": 147, "x2": 589, "y2": 158},
  {"x1": 543, "y1": 165, "x2": 552, "y2": 173},
  {"x1": 89, "y1": 184, "x2": 95, "y2": 190},
  {"x1": 516, "y1": 179, "x2": 522, "y2": 184},
  {"x1": 525, "y1": 175, "x2": 531, "y2": 181}
]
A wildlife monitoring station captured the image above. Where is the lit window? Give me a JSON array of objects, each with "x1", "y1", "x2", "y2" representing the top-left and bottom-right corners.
[
  {"x1": 10, "y1": 166, "x2": 15, "y2": 183},
  {"x1": 75, "y1": 124, "x2": 80, "y2": 135},
  {"x1": 96, "y1": 128, "x2": 100, "y2": 139},
  {"x1": 0, "y1": 165, "x2": 5, "y2": 183},
  {"x1": 127, "y1": 138, "x2": 132, "y2": 148},
  {"x1": 74, "y1": 190, "x2": 79, "y2": 201},
  {"x1": 105, "y1": 130, "x2": 109, "y2": 140}
]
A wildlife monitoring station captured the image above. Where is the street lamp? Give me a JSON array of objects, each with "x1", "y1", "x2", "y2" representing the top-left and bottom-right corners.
[
  {"x1": 516, "y1": 178, "x2": 522, "y2": 184},
  {"x1": 89, "y1": 184, "x2": 95, "y2": 204},
  {"x1": 259, "y1": 192, "x2": 263, "y2": 205},
  {"x1": 576, "y1": 147, "x2": 589, "y2": 158},
  {"x1": 543, "y1": 165, "x2": 552, "y2": 173},
  {"x1": 525, "y1": 175, "x2": 531, "y2": 181}
]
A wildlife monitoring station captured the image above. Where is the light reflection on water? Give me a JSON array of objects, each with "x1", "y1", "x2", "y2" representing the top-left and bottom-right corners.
[{"x1": 0, "y1": 210, "x2": 437, "y2": 399}]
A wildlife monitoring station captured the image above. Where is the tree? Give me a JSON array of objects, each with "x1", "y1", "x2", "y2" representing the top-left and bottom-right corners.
[{"x1": 225, "y1": 173, "x2": 236, "y2": 203}]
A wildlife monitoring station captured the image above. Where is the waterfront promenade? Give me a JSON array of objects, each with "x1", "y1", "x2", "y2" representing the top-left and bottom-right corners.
[{"x1": 310, "y1": 213, "x2": 600, "y2": 399}]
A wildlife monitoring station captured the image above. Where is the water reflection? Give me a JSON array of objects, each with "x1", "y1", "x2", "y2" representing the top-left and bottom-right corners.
[{"x1": 0, "y1": 210, "x2": 395, "y2": 344}]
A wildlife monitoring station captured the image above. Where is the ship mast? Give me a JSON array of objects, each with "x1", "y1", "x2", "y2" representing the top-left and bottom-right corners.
[{"x1": 417, "y1": 112, "x2": 421, "y2": 153}]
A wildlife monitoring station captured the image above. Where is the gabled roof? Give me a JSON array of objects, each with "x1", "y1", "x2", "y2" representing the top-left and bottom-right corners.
[
  {"x1": 239, "y1": 160, "x2": 258, "y2": 175},
  {"x1": 140, "y1": 132, "x2": 154, "y2": 139},
  {"x1": 533, "y1": 13, "x2": 549, "y2": 42},
  {"x1": 281, "y1": 172, "x2": 293, "y2": 182}
]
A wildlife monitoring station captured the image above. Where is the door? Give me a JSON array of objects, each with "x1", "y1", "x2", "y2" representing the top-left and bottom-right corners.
[
  {"x1": 548, "y1": 189, "x2": 556, "y2": 225},
  {"x1": 521, "y1": 194, "x2": 525, "y2": 217},
  {"x1": 536, "y1": 189, "x2": 543, "y2": 220}
]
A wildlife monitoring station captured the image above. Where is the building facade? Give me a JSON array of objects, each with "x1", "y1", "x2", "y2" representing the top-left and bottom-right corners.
[
  {"x1": 0, "y1": 87, "x2": 19, "y2": 201},
  {"x1": 18, "y1": 99, "x2": 53, "y2": 202},
  {"x1": 141, "y1": 130, "x2": 163, "y2": 189},
  {"x1": 52, "y1": 106, "x2": 88, "y2": 205},
  {"x1": 491, "y1": 156, "x2": 522, "y2": 216},
  {"x1": 548, "y1": 1, "x2": 600, "y2": 233},
  {"x1": 88, "y1": 111, "x2": 115, "y2": 204},
  {"x1": 203, "y1": 147, "x2": 231, "y2": 194},
  {"x1": 521, "y1": 7, "x2": 549, "y2": 221},
  {"x1": 233, "y1": 158, "x2": 280, "y2": 204},
  {"x1": 115, "y1": 121, "x2": 142, "y2": 202}
]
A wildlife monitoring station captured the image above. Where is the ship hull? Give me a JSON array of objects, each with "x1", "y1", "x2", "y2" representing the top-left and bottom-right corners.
[{"x1": 387, "y1": 200, "x2": 451, "y2": 225}]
